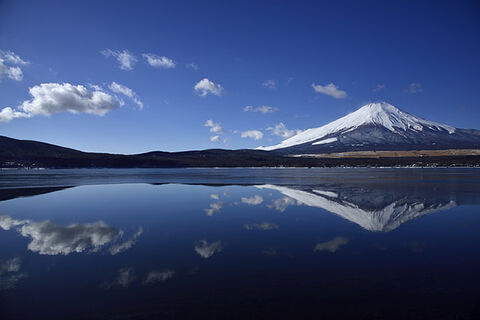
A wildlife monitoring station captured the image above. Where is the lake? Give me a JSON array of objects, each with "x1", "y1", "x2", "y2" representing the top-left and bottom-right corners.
[{"x1": 1, "y1": 168, "x2": 480, "y2": 319}]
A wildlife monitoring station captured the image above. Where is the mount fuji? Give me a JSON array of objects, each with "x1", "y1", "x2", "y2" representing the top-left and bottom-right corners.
[{"x1": 258, "y1": 102, "x2": 480, "y2": 154}]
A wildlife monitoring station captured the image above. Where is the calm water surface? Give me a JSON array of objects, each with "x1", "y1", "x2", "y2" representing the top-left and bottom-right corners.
[{"x1": 1, "y1": 168, "x2": 479, "y2": 319}]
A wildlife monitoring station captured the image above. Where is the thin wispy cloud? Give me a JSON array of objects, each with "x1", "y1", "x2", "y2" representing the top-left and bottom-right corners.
[
  {"x1": 186, "y1": 62, "x2": 198, "y2": 70},
  {"x1": 102, "y1": 268, "x2": 135, "y2": 289},
  {"x1": 142, "y1": 53, "x2": 176, "y2": 69},
  {"x1": 194, "y1": 78, "x2": 224, "y2": 97},
  {"x1": 408, "y1": 82, "x2": 423, "y2": 94},
  {"x1": 373, "y1": 84, "x2": 385, "y2": 92},
  {"x1": 109, "y1": 227, "x2": 143, "y2": 255},
  {"x1": 262, "y1": 79, "x2": 277, "y2": 89},
  {"x1": 312, "y1": 82, "x2": 347, "y2": 99},
  {"x1": 109, "y1": 82, "x2": 144, "y2": 109},
  {"x1": 241, "y1": 130, "x2": 263, "y2": 140},
  {"x1": 143, "y1": 270, "x2": 175, "y2": 285},
  {"x1": 0, "y1": 50, "x2": 28, "y2": 81},
  {"x1": 244, "y1": 222, "x2": 278, "y2": 231},
  {"x1": 101, "y1": 49, "x2": 137, "y2": 70},
  {"x1": 243, "y1": 105, "x2": 278, "y2": 114},
  {"x1": 314, "y1": 237, "x2": 349, "y2": 253},
  {"x1": 0, "y1": 83, "x2": 122, "y2": 122},
  {"x1": 267, "y1": 123, "x2": 302, "y2": 139}
]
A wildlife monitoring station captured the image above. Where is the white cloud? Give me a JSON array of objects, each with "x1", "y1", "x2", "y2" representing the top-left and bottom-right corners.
[
  {"x1": 408, "y1": 82, "x2": 423, "y2": 94},
  {"x1": 194, "y1": 240, "x2": 223, "y2": 258},
  {"x1": 210, "y1": 194, "x2": 220, "y2": 200},
  {"x1": 142, "y1": 53, "x2": 176, "y2": 69},
  {"x1": 312, "y1": 83, "x2": 347, "y2": 99},
  {"x1": 0, "y1": 257, "x2": 21, "y2": 273},
  {"x1": 205, "y1": 202, "x2": 223, "y2": 216},
  {"x1": 241, "y1": 130, "x2": 263, "y2": 140},
  {"x1": 204, "y1": 119, "x2": 223, "y2": 133},
  {"x1": 0, "y1": 215, "x2": 141, "y2": 256},
  {"x1": 241, "y1": 195, "x2": 264, "y2": 205},
  {"x1": 0, "y1": 50, "x2": 29, "y2": 65},
  {"x1": 194, "y1": 78, "x2": 224, "y2": 97},
  {"x1": 109, "y1": 227, "x2": 143, "y2": 255},
  {"x1": 268, "y1": 196, "x2": 299, "y2": 212},
  {"x1": 0, "y1": 83, "x2": 121, "y2": 122},
  {"x1": 186, "y1": 62, "x2": 198, "y2": 70},
  {"x1": 101, "y1": 49, "x2": 137, "y2": 70},
  {"x1": 210, "y1": 135, "x2": 220, "y2": 142},
  {"x1": 314, "y1": 237, "x2": 349, "y2": 253},
  {"x1": 244, "y1": 222, "x2": 278, "y2": 231},
  {"x1": 267, "y1": 123, "x2": 302, "y2": 139},
  {"x1": 243, "y1": 105, "x2": 278, "y2": 114},
  {"x1": 109, "y1": 82, "x2": 143, "y2": 109},
  {"x1": 262, "y1": 79, "x2": 277, "y2": 89},
  {"x1": 143, "y1": 270, "x2": 175, "y2": 285}
]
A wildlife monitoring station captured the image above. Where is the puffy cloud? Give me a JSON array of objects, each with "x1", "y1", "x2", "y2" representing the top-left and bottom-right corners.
[
  {"x1": 268, "y1": 196, "x2": 299, "y2": 212},
  {"x1": 243, "y1": 105, "x2": 278, "y2": 114},
  {"x1": 312, "y1": 83, "x2": 347, "y2": 99},
  {"x1": 267, "y1": 122, "x2": 302, "y2": 139},
  {"x1": 109, "y1": 82, "x2": 143, "y2": 109},
  {"x1": 194, "y1": 240, "x2": 223, "y2": 258},
  {"x1": 205, "y1": 202, "x2": 223, "y2": 216},
  {"x1": 204, "y1": 119, "x2": 223, "y2": 133},
  {"x1": 142, "y1": 53, "x2": 176, "y2": 69},
  {"x1": 262, "y1": 79, "x2": 277, "y2": 89},
  {"x1": 244, "y1": 222, "x2": 278, "y2": 231},
  {"x1": 241, "y1": 195, "x2": 263, "y2": 205},
  {"x1": 0, "y1": 83, "x2": 121, "y2": 122},
  {"x1": 408, "y1": 82, "x2": 423, "y2": 94},
  {"x1": 102, "y1": 268, "x2": 135, "y2": 289},
  {"x1": 210, "y1": 194, "x2": 220, "y2": 200},
  {"x1": 241, "y1": 130, "x2": 263, "y2": 140},
  {"x1": 0, "y1": 215, "x2": 141, "y2": 256},
  {"x1": 314, "y1": 237, "x2": 349, "y2": 253},
  {"x1": 109, "y1": 227, "x2": 143, "y2": 255},
  {"x1": 143, "y1": 270, "x2": 175, "y2": 285},
  {"x1": 101, "y1": 49, "x2": 137, "y2": 70},
  {"x1": 20, "y1": 220, "x2": 118, "y2": 255},
  {"x1": 194, "y1": 78, "x2": 224, "y2": 97}
]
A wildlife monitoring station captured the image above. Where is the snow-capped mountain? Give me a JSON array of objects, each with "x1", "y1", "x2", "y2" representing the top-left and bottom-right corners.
[
  {"x1": 258, "y1": 102, "x2": 480, "y2": 153},
  {"x1": 257, "y1": 184, "x2": 456, "y2": 232}
]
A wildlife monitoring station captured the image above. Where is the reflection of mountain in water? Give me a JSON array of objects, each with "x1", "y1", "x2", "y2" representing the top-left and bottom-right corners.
[{"x1": 257, "y1": 185, "x2": 461, "y2": 232}]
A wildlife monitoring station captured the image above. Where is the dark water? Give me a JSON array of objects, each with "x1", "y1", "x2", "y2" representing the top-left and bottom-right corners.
[{"x1": 1, "y1": 168, "x2": 480, "y2": 319}]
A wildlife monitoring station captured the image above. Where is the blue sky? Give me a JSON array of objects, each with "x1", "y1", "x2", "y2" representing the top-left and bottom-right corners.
[{"x1": 0, "y1": 0, "x2": 479, "y2": 153}]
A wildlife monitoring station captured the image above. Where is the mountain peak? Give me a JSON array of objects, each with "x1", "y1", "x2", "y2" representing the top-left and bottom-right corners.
[{"x1": 258, "y1": 102, "x2": 457, "y2": 151}]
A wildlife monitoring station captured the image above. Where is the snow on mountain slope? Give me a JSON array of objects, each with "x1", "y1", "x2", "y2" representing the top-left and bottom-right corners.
[
  {"x1": 257, "y1": 184, "x2": 456, "y2": 232},
  {"x1": 258, "y1": 102, "x2": 455, "y2": 151}
]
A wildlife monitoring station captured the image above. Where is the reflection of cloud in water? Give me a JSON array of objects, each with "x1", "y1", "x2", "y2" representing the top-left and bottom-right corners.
[
  {"x1": 205, "y1": 202, "x2": 223, "y2": 216},
  {"x1": 241, "y1": 195, "x2": 263, "y2": 205},
  {"x1": 0, "y1": 257, "x2": 27, "y2": 290},
  {"x1": 102, "y1": 267, "x2": 135, "y2": 289},
  {"x1": 0, "y1": 215, "x2": 142, "y2": 255},
  {"x1": 109, "y1": 227, "x2": 143, "y2": 255},
  {"x1": 143, "y1": 270, "x2": 175, "y2": 285},
  {"x1": 314, "y1": 237, "x2": 349, "y2": 253},
  {"x1": 268, "y1": 196, "x2": 299, "y2": 212},
  {"x1": 244, "y1": 222, "x2": 278, "y2": 231},
  {"x1": 210, "y1": 193, "x2": 220, "y2": 200},
  {"x1": 194, "y1": 240, "x2": 224, "y2": 258}
]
